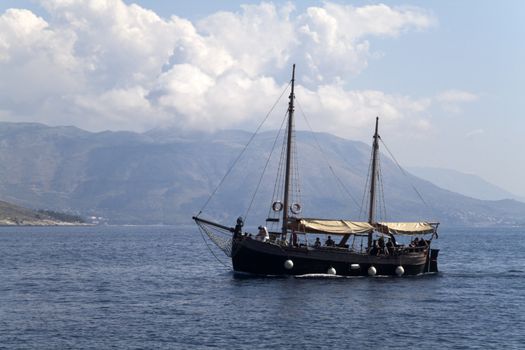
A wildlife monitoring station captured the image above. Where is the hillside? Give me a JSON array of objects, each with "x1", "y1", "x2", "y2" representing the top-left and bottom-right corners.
[
  {"x1": 408, "y1": 166, "x2": 523, "y2": 201},
  {"x1": 0, "y1": 121, "x2": 524, "y2": 226},
  {"x1": 0, "y1": 199, "x2": 85, "y2": 226}
]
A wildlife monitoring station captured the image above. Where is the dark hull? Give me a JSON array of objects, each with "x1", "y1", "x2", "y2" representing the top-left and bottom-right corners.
[{"x1": 232, "y1": 238, "x2": 439, "y2": 277}]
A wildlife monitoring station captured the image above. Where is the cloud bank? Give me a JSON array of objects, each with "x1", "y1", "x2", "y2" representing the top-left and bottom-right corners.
[{"x1": 0, "y1": 0, "x2": 469, "y2": 138}]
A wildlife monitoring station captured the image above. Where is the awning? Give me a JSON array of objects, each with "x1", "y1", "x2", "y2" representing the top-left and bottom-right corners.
[
  {"x1": 376, "y1": 222, "x2": 436, "y2": 235},
  {"x1": 291, "y1": 219, "x2": 374, "y2": 235}
]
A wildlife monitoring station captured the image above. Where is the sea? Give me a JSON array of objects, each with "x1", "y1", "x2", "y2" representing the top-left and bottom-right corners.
[{"x1": 0, "y1": 225, "x2": 523, "y2": 349}]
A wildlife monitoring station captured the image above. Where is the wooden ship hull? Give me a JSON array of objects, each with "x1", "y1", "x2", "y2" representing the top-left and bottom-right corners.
[{"x1": 232, "y1": 237, "x2": 439, "y2": 277}]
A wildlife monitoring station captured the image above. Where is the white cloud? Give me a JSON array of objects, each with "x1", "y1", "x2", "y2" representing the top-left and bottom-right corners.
[
  {"x1": 437, "y1": 89, "x2": 478, "y2": 103},
  {"x1": 296, "y1": 3, "x2": 435, "y2": 83},
  {"x1": 436, "y1": 89, "x2": 478, "y2": 114},
  {"x1": 196, "y1": 2, "x2": 295, "y2": 77},
  {"x1": 295, "y1": 85, "x2": 431, "y2": 137},
  {"x1": 71, "y1": 86, "x2": 163, "y2": 131},
  {"x1": 0, "y1": 0, "x2": 438, "y2": 136},
  {"x1": 465, "y1": 128, "x2": 484, "y2": 138}
]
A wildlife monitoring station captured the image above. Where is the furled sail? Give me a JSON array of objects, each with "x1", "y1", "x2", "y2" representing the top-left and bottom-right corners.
[
  {"x1": 291, "y1": 219, "x2": 374, "y2": 235},
  {"x1": 376, "y1": 222, "x2": 436, "y2": 235}
]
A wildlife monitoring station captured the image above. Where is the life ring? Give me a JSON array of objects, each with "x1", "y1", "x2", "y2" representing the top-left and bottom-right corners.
[
  {"x1": 272, "y1": 201, "x2": 283, "y2": 212},
  {"x1": 290, "y1": 203, "x2": 302, "y2": 214}
]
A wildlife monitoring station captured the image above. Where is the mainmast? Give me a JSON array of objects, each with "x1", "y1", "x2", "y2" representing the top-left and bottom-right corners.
[
  {"x1": 367, "y1": 117, "x2": 379, "y2": 249},
  {"x1": 282, "y1": 64, "x2": 296, "y2": 239}
]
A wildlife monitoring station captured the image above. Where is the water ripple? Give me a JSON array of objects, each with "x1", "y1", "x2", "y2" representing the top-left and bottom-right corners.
[{"x1": 0, "y1": 225, "x2": 524, "y2": 349}]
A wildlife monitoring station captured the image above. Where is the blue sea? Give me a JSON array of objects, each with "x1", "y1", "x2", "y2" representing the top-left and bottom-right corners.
[{"x1": 0, "y1": 225, "x2": 524, "y2": 349}]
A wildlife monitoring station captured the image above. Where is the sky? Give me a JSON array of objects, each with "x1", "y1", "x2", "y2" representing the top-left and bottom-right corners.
[{"x1": 0, "y1": 0, "x2": 524, "y2": 196}]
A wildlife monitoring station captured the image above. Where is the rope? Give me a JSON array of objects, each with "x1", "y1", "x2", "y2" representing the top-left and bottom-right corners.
[
  {"x1": 197, "y1": 81, "x2": 292, "y2": 215},
  {"x1": 377, "y1": 154, "x2": 388, "y2": 221},
  {"x1": 266, "y1": 113, "x2": 290, "y2": 226},
  {"x1": 196, "y1": 224, "x2": 231, "y2": 270},
  {"x1": 295, "y1": 98, "x2": 361, "y2": 209},
  {"x1": 244, "y1": 111, "x2": 289, "y2": 222},
  {"x1": 359, "y1": 146, "x2": 374, "y2": 220},
  {"x1": 379, "y1": 138, "x2": 434, "y2": 213},
  {"x1": 291, "y1": 112, "x2": 302, "y2": 211}
]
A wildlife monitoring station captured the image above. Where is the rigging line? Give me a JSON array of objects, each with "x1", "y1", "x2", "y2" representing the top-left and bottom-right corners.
[
  {"x1": 196, "y1": 224, "x2": 231, "y2": 270},
  {"x1": 295, "y1": 98, "x2": 361, "y2": 208},
  {"x1": 291, "y1": 115, "x2": 302, "y2": 207},
  {"x1": 375, "y1": 155, "x2": 382, "y2": 221},
  {"x1": 375, "y1": 151, "x2": 381, "y2": 221},
  {"x1": 267, "y1": 112, "x2": 290, "y2": 220},
  {"x1": 359, "y1": 147, "x2": 374, "y2": 220},
  {"x1": 197, "y1": 80, "x2": 292, "y2": 215},
  {"x1": 377, "y1": 155, "x2": 388, "y2": 222},
  {"x1": 244, "y1": 110, "x2": 289, "y2": 222},
  {"x1": 379, "y1": 138, "x2": 433, "y2": 212}
]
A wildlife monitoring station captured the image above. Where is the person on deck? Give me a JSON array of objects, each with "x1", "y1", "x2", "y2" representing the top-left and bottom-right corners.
[
  {"x1": 291, "y1": 230, "x2": 298, "y2": 246},
  {"x1": 325, "y1": 235, "x2": 335, "y2": 247},
  {"x1": 232, "y1": 216, "x2": 244, "y2": 239},
  {"x1": 410, "y1": 237, "x2": 419, "y2": 247},
  {"x1": 389, "y1": 233, "x2": 398, "y2": 247},
  {"x1": 256, "y1": 226, "x2": 269, "y2": 242},
  {"x1": 314, "y1": 237, "x2": 321, "y2": 248},
  {"x1": 386, "y1": 237, "x2": 395, "y2": 255},
  {"x1": 369, "y1": 240, "x2": 379, "y2": 256},
  {"x1": 378, "y1": 236, "x2": 386, "y2": 255}
]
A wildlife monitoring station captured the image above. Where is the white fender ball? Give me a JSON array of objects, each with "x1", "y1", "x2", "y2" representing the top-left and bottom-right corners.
[
  {"x1": 395, "y1": 265, "x2": 405, "y2": 276},
  {"x1": 368, "y1": 266, "x2": 377, "y2": 276},
  {"x1": 350, "y1": 264, "x2": 360, "y2": 270},
  {"x1": 327, "y1": 267, "x2": 336, "y2": 275},
  {"x1": 284, "y1": 259, "x2": 294, "y2": 270}
]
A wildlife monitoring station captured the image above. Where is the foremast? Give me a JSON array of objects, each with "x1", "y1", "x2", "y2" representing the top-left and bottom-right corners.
[
  {"x1": 367, "y1": 117, "x2": 380, "y2": 249},
  {"x1": 282, "y1": 64, "x2": 296, "y2": 239}
]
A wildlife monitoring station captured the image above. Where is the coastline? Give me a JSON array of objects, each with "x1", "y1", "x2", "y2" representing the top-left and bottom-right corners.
[{"x1": 0, "y1": 219, "x2": 92, "y2": 226}]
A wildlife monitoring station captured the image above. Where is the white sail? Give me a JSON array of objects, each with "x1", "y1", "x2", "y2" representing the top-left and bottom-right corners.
[
  {"x1": 292, "y1": 219, "x2": 374, "y2": 235},
  {"x1": 377, "y1": 222, "x2": 436, "y2": 235}
]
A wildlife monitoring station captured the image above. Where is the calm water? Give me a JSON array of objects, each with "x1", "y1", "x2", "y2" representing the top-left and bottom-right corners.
[{"x1": 0, "y1": 225, "x2": 523, "y2": 349}]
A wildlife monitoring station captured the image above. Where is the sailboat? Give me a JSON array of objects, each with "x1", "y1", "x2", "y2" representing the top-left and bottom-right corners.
[{"x1": 193, "y1": 65, "x2": 439, "y2": 277}]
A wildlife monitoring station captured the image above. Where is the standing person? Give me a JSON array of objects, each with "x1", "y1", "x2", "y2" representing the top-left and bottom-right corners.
[
  {"x1": 378, "y1": 236, "x2": 386, "y2": 255},
  {"x1": 369, "y1": 240, "x2": 379, "y2": 256},
  {"x1": 291, "y1": 230, "x2": 298, "y2": 246},
  {"x1": 386, "y1": 237, "x2": 395, "y2": 255},
  {"x1": 232, "y1": 216, "x2": 243, "y2": 239}
]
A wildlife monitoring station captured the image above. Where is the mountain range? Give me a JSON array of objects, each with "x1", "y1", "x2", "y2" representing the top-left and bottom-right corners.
[
  {"x1": 0, "y1": 121, "x2": 524, "y2": 227},
  {"x1": 408, "y1": 166, "x2": 524, "y2": 202}
]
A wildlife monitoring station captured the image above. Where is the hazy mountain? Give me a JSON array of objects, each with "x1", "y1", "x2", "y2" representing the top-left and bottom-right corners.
[
  {"x1": 408, "y1": 166, "x2": 523, "y2": 201},
  {"x1": 1, "y1": 121, "x2": 524, "y2": 227}
]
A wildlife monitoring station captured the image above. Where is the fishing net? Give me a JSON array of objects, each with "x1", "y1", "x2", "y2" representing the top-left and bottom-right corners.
[{"x1": 196, "y1": 220, "x2": 233, "y2": 257}]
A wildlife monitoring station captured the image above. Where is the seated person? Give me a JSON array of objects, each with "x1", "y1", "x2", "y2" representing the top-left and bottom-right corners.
[
  {"x1": 255, "y1": 226, "x2": 269, "y2": 242},
  {"x1": 409, "y1": 237, "x2": 419, "y2": 247},
  {"x1": 325, "y1": 235, "x2": 335, "y2": 247},
  {"x1": 313, "y1": 237, "x2": 321, "y2": 248}
]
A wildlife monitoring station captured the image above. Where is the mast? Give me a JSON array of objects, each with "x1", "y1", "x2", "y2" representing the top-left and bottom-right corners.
[
  {"x1": 367, "y1": 117, "x2": 379, "y2": 249},
  {"x1": 282, "y1": 64, "x2": 296, "y2": 239}
]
